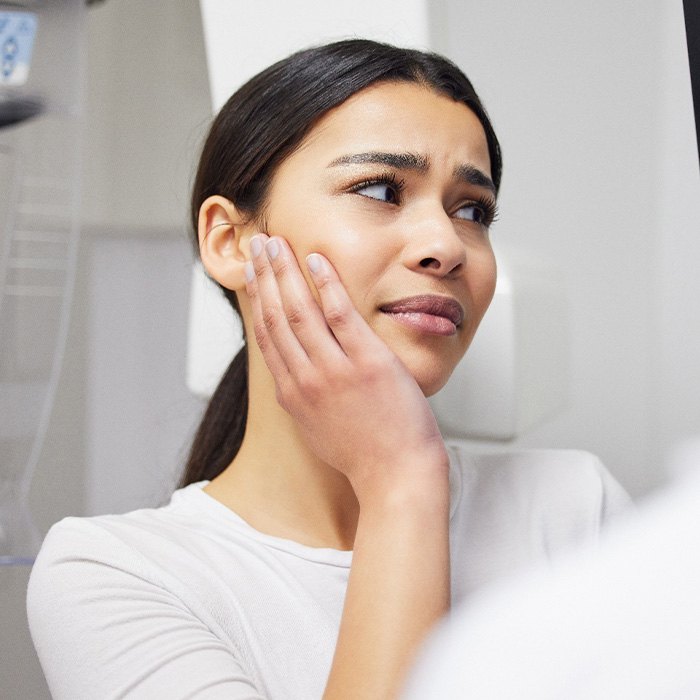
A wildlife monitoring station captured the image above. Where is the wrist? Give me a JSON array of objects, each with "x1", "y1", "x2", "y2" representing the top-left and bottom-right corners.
[{"x1": 352, "y1": 455, "x2": 451, "y2": 512}]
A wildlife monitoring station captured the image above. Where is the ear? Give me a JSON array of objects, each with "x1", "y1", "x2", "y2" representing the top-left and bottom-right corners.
[{"x1": 197, "y1": 195, "x2": 255, "y2": 291}]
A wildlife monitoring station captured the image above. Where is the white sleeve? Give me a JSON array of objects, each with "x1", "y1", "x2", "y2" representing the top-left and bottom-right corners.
[{"x1": 26, "y1": 519, "x2": 266, "y2": 700}]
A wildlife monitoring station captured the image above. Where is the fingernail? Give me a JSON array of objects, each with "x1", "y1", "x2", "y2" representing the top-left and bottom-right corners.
[
  {"x1": 306, "y1": 253, "x2": 324, "y2": 274},
  {"x1": 244, "y1": 261, "x2": 255, "y2": 283},
  {"x1": 250, "y1": 236, "x2": 263, "y2": 258},
  {"x1": 265, "y1": 238, "x2": 280, "y2": 260}
]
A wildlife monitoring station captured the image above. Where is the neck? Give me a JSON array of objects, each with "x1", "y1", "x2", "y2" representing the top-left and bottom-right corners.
[{"x1": 203, "y1": 344, "x2": 360, "y2": 551}]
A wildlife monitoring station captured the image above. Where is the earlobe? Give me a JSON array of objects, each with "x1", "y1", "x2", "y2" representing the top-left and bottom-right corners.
[{"x1": 197, "y1": 195, "x2": 252, "y2": 291}]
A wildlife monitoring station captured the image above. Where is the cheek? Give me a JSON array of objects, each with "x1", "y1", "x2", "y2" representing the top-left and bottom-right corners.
[
  {"x1": 467, "y1": 245, "x2": 497, "y2": 316},
  {"x1": 321, "y1": 237, "x2": 387, "y2": 317},
  {"x1": 285, "y1": 216, "x2": 391, "y2": 316}
]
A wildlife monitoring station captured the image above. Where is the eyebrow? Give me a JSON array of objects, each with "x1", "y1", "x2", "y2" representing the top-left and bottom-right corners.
[
  {"x1": 327, "y1": 151, "x2": 496, "y2": 196},
  {"x1": 327, "y1": 151, "x2": 429, "y2": 171},
  {"x1": 453, "y1": 163, "x2": 497, "y2": 196}
]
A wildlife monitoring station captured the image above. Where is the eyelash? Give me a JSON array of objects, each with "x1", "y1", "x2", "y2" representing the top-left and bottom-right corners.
[
  {"x1": 347, "y1": 171, "x2": 499, "y2": 228},
  {"x1": 347, "y1": 171, "x2": 406, "y2": 201},
  {"x1": 466, "y1": 194, "x2": 500, "y2": 228}
]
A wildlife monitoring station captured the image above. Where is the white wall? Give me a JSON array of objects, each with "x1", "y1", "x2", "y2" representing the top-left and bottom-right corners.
[
  {"x1": 200, "y1": 0, "x2": 431, "y2": 110},
  {"x1": 436, "y1": 0, "x2": 700, "y2": 496}
]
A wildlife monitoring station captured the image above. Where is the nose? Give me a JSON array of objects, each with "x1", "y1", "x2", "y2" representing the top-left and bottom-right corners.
[{"x1": 403, "y1": 205, "x2": 466, "y2": 278}]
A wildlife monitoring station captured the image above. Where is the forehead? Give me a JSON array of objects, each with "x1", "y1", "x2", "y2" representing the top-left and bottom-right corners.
[{"x1": 293, "y1": 81, "x2": 492, "y2": 177}]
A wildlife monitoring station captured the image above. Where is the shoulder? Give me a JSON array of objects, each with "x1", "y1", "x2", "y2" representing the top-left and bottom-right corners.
[
  {"x1": 29, "y1": 492, "x2": 192, "y2": 579},
  {"x1": 29, "y1": 511, "x2": 160, "y2": 575},
  {"x1": 449, "y1": 443, "x2": 629, "y2": 510},
  {"x1": 444, "y1": 445, "x2": 632, "y2": 597},
  {"x1": 26, "y1": 507, "x2": 268, "y2": 699},
  {"x1": 26, "y1": 512, "x2": 179, "y2": 631},
  {"x1": 446, "y1": 443, "x2": 632, "y2": 546},
  {"x1": 27, "y1": 485, "x2": 213, "y2": 628},
  {"x1": 449, "y1": 443, "x2": 608, "y2": 478}
]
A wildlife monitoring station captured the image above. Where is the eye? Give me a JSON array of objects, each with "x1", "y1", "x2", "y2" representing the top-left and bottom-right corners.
[
  {"x1": 348, "y1": 172, "x2": 405, "y2": 205},
  {"x1": 356, "y1": 182, "x2": 400, "y2": 204},
  {"x1": 454, "y1": 204, "x2": 486, "y2": 223},
  {"x1": 454, "y1": 196, "x2": 499, "y2": 228}
]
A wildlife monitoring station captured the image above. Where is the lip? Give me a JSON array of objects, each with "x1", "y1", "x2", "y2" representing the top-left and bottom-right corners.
[{"x1": 379, "y1": 295, "x2": 465, "y2": 336}]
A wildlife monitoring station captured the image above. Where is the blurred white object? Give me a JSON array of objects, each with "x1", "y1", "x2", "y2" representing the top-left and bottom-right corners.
[{"x1": 401, "y1": 439, "x2": 700, "y2": 700}]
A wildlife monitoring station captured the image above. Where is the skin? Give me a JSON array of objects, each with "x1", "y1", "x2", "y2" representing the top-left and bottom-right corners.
[{"x1": 198, "y1": 81, "x2": 497, "y2": 552}]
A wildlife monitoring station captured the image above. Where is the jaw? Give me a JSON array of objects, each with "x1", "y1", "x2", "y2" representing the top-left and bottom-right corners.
[{"x1": 375, "y1": 323, "x2": 472, "y2": 398}]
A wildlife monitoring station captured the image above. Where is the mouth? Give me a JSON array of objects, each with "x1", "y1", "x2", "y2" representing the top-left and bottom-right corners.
[{"x1": 379, "y1": 295, "x2": 465, "y2": 337}]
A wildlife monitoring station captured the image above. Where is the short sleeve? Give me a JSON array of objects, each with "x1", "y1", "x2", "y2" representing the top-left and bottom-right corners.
[{"x1": 26, "y1": 518, "x2": 266, "y2": 700}]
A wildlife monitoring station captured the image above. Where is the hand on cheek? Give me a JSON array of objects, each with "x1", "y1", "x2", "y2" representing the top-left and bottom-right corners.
[{"x1": 245, "y1": 234, "x2": 448, "y2": 503}]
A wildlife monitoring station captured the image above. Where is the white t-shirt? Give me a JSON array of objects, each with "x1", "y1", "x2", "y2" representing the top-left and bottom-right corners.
[
  {"x1": 401, "y1": 462, "x2": 700, "y2": 700},
  {"x1": 27, "y1": 446, "x2": 630, "y2": 700}
]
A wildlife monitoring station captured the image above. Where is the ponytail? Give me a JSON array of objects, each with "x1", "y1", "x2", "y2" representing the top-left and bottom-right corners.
[{"x1": 178, "y1": 345, "x2": 248, "y2": 488}]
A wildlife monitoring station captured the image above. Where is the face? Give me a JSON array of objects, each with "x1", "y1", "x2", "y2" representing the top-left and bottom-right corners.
[{"x1": 257, "y1": 81, "x2": 497, "y2": 396}]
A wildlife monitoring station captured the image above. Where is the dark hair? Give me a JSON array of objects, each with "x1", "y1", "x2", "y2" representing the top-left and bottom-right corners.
[{"x1": 178, "y1": 38, "x2": 502, "y2": 489}]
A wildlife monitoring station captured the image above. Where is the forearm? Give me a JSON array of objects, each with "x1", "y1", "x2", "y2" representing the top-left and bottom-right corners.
[{"x1": 323, "y1": 476, "x2": 451, "y2": 700}]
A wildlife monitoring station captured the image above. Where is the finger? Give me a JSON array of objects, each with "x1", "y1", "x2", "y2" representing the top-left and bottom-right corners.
[
  {"x1": 244, "y1": 257, "x2": 289, "y2": 379},
  {"x1": 250, "y1": 234, "x2": 311, "y2": 374},
  {"x1": 264, "y1": 237, "x2": 346, "y2": 365},
  {"x1": 306, "y1": 252, "x2": 388, "y2": 359}
]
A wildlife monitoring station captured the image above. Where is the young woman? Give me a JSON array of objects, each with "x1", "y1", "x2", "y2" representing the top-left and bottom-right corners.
[{"x1": 27, "y1": 39, "x2": 630, "y2": 700}]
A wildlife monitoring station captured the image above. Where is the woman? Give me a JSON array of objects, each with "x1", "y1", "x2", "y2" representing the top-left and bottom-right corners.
[{"x1": 27, "y1": 39, "x2": 629, "y2": 700}]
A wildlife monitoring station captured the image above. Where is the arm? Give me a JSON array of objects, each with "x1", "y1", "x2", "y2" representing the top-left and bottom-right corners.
[
  {"x1": 325, "y1": 483, "x2": 450, "y2": 700},
  {"x1": 247, "y1": 235, "x2": 451, "y2": 699}
]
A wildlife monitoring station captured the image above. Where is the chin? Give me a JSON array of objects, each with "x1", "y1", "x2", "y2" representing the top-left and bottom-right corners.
[
  {"x1": 398, "y1": 350, "x2": 460, "y2": 398},
  {"x1": 416, "y1": 371, "x2": 453, "y2": 398},
  {"x1": 373, "y1": 315, "x2": 470, "y2": 396},
  {"x1": 384, "y1": 345, "x2": 465, "y2": 397}
]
